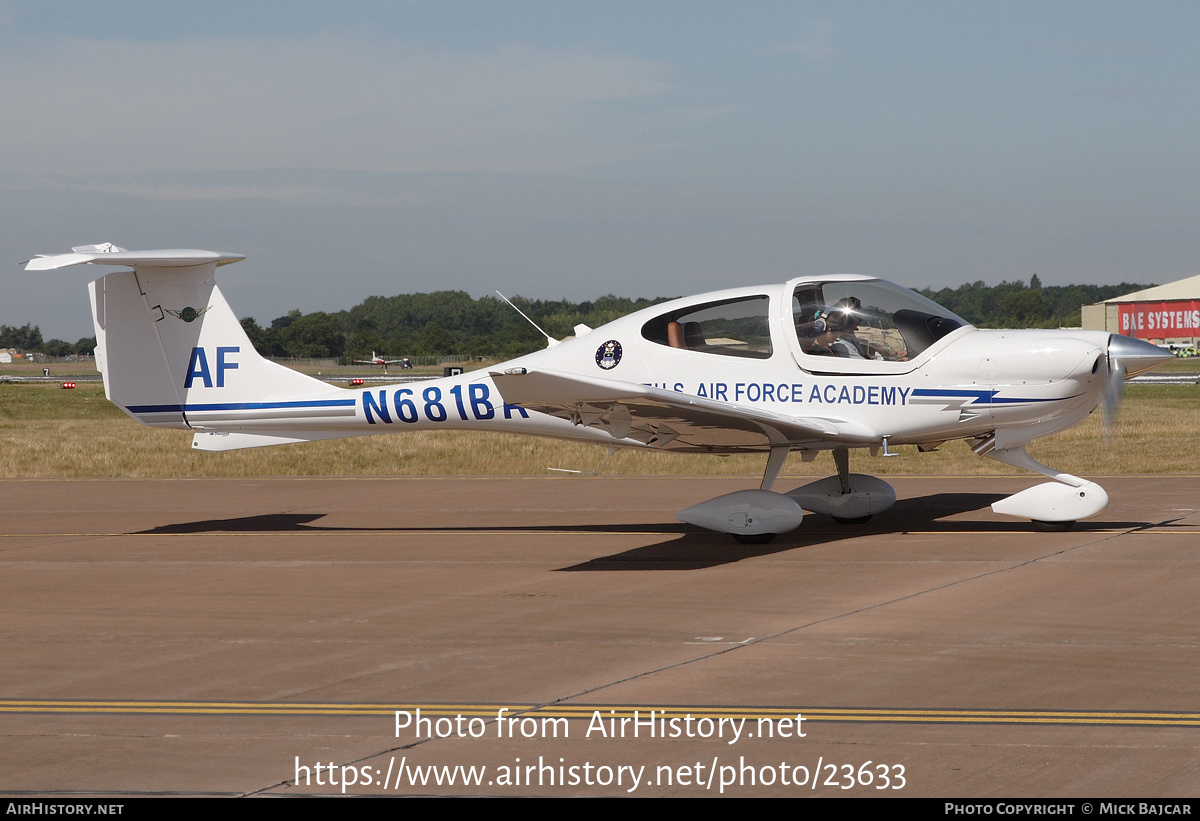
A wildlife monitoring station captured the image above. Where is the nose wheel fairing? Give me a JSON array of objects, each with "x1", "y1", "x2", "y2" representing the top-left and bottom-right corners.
[
  {"x1": 977, "y1": 441, "x2": 1110, "y2": 524},
  {"x1": 991, "y1": 481, "x2": 1109, "y2": 524}
]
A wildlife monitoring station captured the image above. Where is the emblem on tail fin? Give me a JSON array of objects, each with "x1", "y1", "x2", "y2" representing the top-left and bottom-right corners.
[{"x1": 165, "y1": 306, "x2": 212, "y2": 323}]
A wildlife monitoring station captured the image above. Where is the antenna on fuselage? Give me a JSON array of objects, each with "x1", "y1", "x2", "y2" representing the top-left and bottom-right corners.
[{"x1": 496, "y1": 291, "x2": 560, "y2": 348}]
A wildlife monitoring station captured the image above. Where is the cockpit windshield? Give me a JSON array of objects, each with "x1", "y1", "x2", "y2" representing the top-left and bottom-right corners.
[{"x1": 792, "y1": 280, "x2": 969, "y2": 362}]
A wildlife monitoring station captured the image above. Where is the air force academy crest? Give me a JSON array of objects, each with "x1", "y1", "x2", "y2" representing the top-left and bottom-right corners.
[
  {"x1": 595, "y1": 339, "x2": 622, "y2": 370},
  {"x1": 165, "y1": 305, "x2": 211, "y2": 323}
]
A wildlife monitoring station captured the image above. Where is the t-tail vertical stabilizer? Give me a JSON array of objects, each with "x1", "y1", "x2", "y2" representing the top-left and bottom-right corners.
[{"x1": 26, "y1": 245, "x2": 349, "y2": 441}]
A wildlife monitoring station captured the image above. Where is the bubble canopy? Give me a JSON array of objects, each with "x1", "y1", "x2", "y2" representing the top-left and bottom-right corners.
[{"x1": 792, "y1": 279, "x2": 971, "y2": 363}]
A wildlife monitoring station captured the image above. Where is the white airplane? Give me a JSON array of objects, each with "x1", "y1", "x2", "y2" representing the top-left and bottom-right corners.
[
  {"x1": 355, "y1": 350, "x2": 408, "y2": 367},
  {"x1": 354, "y1": 352, "x2": 410, "y2": 370},
  {"x1": 27, "y1": 244, "x2": 1173, "y2": 542}
]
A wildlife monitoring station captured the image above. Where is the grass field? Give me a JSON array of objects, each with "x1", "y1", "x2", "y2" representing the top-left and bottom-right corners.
[
  {"x1": 0, "y1": 380, "x2": 1195, "y2": 479},
  {"x1": 0, "y1": 358, "x2": 493, "y2": 379},
  {"x1": 7, "y1": 354, "x2": 1199, "y2": 378}
]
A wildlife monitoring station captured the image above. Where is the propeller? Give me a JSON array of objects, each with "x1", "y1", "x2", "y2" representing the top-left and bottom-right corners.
[
  {"x1": 1102, "y1": 355, "x2": 1125, "y2": 435},
  {"x1": 1103, "y1": 334, "x2": 1174, "y2": 435}
]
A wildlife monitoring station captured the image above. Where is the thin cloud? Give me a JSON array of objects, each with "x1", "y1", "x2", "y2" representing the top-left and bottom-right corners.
[
  {"x1": 0, "y1": 171, "x2": 406, "y2": 207},
  {"x1": 1054, "y1": 38, "x2": 1148, "y2": 57},
  {"x1": 0, "y1": 34, "x2": 675, "y2": 178},
  {"x1": 1072, "y1": 86, "x2": 1155, "y2": 98},
  {"x1": 789, "y1": 19, "x2": 837, "y2": 61}
]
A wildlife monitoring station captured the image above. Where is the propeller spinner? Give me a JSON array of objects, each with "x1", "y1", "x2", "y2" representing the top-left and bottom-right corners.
[{"x1": 1103, "y1": 334, "x2": 1174, "y2": 432}]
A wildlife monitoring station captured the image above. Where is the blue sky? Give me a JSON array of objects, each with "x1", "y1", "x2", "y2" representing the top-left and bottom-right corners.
[{"x1": 3, "y1": 1, "x2": 1198, "y2": 340}]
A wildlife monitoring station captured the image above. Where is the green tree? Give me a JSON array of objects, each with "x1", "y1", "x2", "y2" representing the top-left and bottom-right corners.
[
  {"x1": 0, "y1": 323, "x2": 43, "y2": 351},
  {"x1": 997, "y1": 289, "x2": 1053, "y2": 327},
  {"x1": 277, "y1": 311, "x2": 347, "y2": 358},
  {"x1": 40, "y1": 339, "x2": 74, "y2": 357}
]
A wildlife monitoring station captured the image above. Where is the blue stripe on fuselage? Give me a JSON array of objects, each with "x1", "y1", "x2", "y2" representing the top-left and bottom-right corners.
[{"x1": 126, "y1": 399, "x2": 357, "y2": 413}]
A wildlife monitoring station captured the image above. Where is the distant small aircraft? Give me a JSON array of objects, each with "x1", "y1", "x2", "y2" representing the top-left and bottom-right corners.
[
  {"x1": 354, "y1": 352, "x2": 411, "y2": 372},
  {"x1": 27, "y1": 244, "x2": 1172, "y2": 541}
]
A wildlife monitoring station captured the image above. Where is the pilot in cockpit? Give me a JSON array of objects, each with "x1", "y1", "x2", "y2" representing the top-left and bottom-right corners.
[{"x1": 805, "y1": 297, "x2": 867, "y2": 358}]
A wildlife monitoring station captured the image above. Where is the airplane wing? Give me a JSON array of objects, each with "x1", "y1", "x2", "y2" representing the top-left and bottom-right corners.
[{"x1": 490, "y1": 369, "x2": 874, "y2": 452}]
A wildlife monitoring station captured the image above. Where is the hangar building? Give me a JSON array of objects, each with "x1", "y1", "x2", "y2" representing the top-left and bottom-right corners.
[{"x1": 1081, "y1": 275, "x2": 1200, "y2": 348}]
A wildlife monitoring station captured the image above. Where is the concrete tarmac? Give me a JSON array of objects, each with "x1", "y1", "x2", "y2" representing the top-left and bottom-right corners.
[{"x1": 1, "y1": 474, "x2": 1198, "y2": 797}]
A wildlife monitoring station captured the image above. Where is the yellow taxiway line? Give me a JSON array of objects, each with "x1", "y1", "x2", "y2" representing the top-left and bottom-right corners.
[{"x1": 3, "y1": 700, "x2": 1199, "y2": 727}]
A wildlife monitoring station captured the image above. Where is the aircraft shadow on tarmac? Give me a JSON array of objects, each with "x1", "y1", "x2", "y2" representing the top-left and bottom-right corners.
[{"x1": 134, "y1": 492, "x2": 1159, "y2": 572}]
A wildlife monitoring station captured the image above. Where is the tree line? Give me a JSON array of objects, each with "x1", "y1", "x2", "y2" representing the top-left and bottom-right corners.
[
  {"x1": 238, "y1": 292, "x2": 675, "y2": 361},
  {"x1": 0, "y1": 324, "x2": 95, "y2": 357},
  {"x1": 916, "y1": 275, "x2": 1149, "y2": 330},
  {"x1": 242, "y1": 278, "x2": 1157, "y2": 360},
  {"x1": 3, "y1": 277, "x2": 1157, "y2": 361}
]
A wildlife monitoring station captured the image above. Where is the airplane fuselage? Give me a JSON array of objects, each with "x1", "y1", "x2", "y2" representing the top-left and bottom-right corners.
[{"x1": 183, "y1": 277, "x2": 1112, "y2": 458}]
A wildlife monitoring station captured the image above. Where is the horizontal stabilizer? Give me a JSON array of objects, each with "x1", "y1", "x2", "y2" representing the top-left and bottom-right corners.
[{"x1": 26, "y1": 246, "x2": 245, "y2": 271}]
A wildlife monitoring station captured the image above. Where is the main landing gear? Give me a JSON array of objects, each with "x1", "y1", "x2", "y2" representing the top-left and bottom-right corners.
[
  {"x1": 677, "y1": 446, "x2": 898, "y2": 542},
  {"x1": 677, "y1": 434, "x2": 1107, "y2": 541}
]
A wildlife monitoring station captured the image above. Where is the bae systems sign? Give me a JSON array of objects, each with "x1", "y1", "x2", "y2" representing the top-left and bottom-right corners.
[{"x1": 1118, "y1": 301, "x2": 1200, "y2": 339}]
